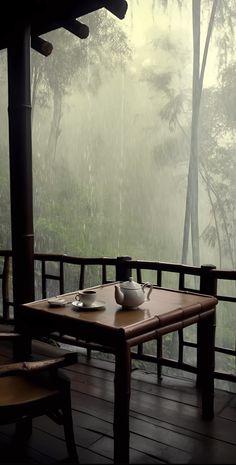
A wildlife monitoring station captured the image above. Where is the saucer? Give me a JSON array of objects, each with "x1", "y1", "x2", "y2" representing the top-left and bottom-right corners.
[
  {"x1": 71, "y1": 300, "x2": 105, "y2": 311},
  {"x1": 48, "y1": 297, "x2": 66, "y2": 307}
]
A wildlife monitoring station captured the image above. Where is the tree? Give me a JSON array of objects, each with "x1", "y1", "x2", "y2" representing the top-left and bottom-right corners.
[
  {"x1": 200, "y1": 61, "x2": 236, "y2": 268},
  {"x1": 32, "y1": 10, "x2": 130, "y2": 168},
  {"x1": 140, "y1": 0, "x2": 236, "y2": 266},
  {"x1": 181, "y1": 0, "x2": 218, "y2": 266},
  {"x1": 31, "y1": 9, "x2": 131, "y2": 254}
]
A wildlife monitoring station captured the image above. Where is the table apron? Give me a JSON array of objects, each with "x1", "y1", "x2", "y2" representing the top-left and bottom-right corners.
[{"x1": 126, "y1": 308, "x2": 215, "y2": 348}]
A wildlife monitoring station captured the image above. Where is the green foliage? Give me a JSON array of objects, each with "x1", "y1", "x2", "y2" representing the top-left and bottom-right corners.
[
  {"x1": 32, "y1": 10, "x2": 131, "y2": 103},
  {"x1": 202, "y1": 224, "x2": 217, "y2": 248},
  {"x1": 219, "y1": 62, "x2": 236, "y2": 126},
  {"x1": 30, "y1": 9, "x2": 132, "y2": 257},
  {"x1": 199, "y1": 61, "x2": 236, "y2": 266}
]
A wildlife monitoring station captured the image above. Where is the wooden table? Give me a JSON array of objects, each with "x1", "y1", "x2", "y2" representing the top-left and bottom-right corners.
[{"x1": 20, "y1": 283, "x2": 217, "y2": 464}]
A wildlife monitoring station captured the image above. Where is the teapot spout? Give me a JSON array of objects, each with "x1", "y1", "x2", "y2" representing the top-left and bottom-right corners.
[{"x1": 114, "y1": 285, "x2": 124, "y2": 305}]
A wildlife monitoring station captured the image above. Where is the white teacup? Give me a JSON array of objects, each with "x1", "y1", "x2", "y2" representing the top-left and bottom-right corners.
[{"x1": 75, "y1": 290, "x2": 96, "y2": 307}]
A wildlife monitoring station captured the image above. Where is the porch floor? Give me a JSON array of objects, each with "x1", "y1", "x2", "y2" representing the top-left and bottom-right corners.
[{"x1": 0, "y1": 351, "x2": 236, "y2": 464}]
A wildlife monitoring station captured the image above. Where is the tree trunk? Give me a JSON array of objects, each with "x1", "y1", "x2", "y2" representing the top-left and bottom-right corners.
[
  {"x1": 181, "y1": 0, "x2": 218, "y2": 265},
  {"x1": 46, "y1": 89, "x2": 62, "y2": 165},
  {"x1": 31, "y1": 64, "x2": 42, "y2": 125},
  {"x1": 182, "y1": 0, "x2": 200, "y2": 265}
]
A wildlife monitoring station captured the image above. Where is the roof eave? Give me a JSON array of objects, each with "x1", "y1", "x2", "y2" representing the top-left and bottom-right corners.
[{"x1": 0, "y1": 0, "x2": 128, "y2": 51}]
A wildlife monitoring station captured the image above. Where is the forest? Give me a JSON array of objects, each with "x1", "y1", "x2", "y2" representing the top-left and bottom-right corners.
[{"x1": 1, "y1": 0, "x2": 236, "y2": 268}]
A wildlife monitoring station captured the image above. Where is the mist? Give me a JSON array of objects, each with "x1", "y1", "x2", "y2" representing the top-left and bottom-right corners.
[{"x1": 1, "y1": 0, "x2": 236, "y2": 270}]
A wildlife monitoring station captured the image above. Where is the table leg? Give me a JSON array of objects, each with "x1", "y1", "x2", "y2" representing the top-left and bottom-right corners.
[
  {"x1": 114, "y1": 341, "x2": 131, "y2": 464},
  {"x1": 197, "y1": 310, "x2": 216, "y2": 419}
]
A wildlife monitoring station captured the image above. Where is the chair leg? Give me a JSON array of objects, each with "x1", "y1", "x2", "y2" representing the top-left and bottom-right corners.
[
  {"x1": 15, "y1": 417, "x2": 32, "y2": 440},
  {"x1": 61, "y1": 390, "x2": 78, "y2": 463}
]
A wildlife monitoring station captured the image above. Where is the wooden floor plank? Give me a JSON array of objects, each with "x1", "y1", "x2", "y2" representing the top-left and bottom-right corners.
[
  {"x1": 89, "y1": 436, "x2": 168, "y2": 464},
  {"x1": 69, "y1": 356, "x2": 236, "y2": 461},
  {"x1": 68, "y1": 356, "x2": 231, "y2": 416}
]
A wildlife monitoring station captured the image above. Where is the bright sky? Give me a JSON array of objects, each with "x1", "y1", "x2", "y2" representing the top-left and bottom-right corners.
[
  {"x1": 122, "y1": 1, "x2": 192, "y2": 45},
  {"x1": 119, "y1": 0, "x2": 218, "y2": 87}
]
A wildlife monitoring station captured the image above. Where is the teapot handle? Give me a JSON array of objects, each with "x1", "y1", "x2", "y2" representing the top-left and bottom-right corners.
[{"x1": 142, "y1": 282, "x2": 153, "y2": 301}]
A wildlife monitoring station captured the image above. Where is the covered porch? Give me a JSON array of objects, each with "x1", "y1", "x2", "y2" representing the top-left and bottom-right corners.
[
  {"x1": 1, "y1": 1, "x2": 236, "y2": 463},
  {"x1": 0, "y1": 346, "x2": 236, "y2": 464}
]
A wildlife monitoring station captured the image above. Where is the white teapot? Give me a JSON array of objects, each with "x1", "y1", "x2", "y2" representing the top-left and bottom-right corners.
[{"x1": 114, "y1": 277, "x2": 153, "y2": 308}]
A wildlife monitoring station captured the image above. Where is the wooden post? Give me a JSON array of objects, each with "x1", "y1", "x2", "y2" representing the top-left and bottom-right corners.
[
  {"x1": 7, "y1": 25, "x2": 35, "y2": 323},
  {"x1": 116, "y1": 256, "x2": 132, "y2": 282},
  {"x1": 200, "y1": 264, "x2": 217, "y2": 296},
  {"x1": 197, "y1": 264, "x2": 217, "y2": 400}
]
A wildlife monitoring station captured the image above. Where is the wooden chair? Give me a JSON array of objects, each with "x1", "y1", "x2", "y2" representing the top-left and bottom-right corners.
[{"x1": 0, "y1": 331, "x2": 79, "y2": 463}]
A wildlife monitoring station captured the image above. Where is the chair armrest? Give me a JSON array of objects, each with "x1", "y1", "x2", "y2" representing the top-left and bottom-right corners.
[
  {"x1": 0, "y1": 351, "x2": 78, "y2": 377},
  {"x1": 0, "y1": 332, "x2": 21, "y2": 341}
]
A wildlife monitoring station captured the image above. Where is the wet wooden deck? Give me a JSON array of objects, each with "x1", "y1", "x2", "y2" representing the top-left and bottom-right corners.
[{"x1": 0, "y1": 351, "x2": 236, "y2": 464}]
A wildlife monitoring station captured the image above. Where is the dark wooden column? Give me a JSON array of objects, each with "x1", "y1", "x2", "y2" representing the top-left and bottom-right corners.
[
  {"x1": 197, "y1": 264, "x2": 217, "y2": 392},
  {"x1": 116, "y1": 256, "x2": 132, "y2": 281},
  {"x1": 7, "y1": 25, "x2": 35, "y2": 319}
]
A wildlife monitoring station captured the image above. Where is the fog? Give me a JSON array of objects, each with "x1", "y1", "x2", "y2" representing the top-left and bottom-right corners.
[
  {"x1": 1, "y1": 0, "x2": 236, "y2": 269},
  {"x1": 1, "y1": 0, "x2": 236, "y2": 390}
]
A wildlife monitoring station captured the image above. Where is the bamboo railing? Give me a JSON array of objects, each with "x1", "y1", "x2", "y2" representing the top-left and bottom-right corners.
[{"x1": 0, "y1": 250, "x2": 235, "y2": 385}]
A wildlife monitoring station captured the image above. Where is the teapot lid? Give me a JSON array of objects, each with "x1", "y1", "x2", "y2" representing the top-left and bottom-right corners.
[{"x1": 120, "y1": 277, "x2": 141, "y2": 290}]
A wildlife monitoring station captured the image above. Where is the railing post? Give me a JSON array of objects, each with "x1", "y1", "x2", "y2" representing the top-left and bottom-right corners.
[
  {"x1": 200, "y1": 264, "x2": 217, "y2": 296},
  {"x1": 197, "y1": 264, "x2": 217, "y2": 390},
  {"x1": 116, "y1": 256, "x2": 132, "y2": 282}
]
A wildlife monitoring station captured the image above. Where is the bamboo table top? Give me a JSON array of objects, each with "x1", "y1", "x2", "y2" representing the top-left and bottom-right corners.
[{"x1": 21, "y1": 282, "x2": 218, "y2": 342}]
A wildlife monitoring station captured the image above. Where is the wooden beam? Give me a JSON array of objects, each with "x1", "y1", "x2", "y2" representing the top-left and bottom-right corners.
[
  {"x1": 104, "y1": 0, "x2": 128, "y2": 19},
  {"x1": 63, "y1": 19, "x2": 89, "y2": 39},
  {"x1": 31, "y1": 36, "x2": 53, "y2": 56}
]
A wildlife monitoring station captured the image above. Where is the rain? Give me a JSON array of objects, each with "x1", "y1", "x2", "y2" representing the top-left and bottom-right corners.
[{"x1": 1, "y1": 0, "x2": 236, "y2": 391}]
